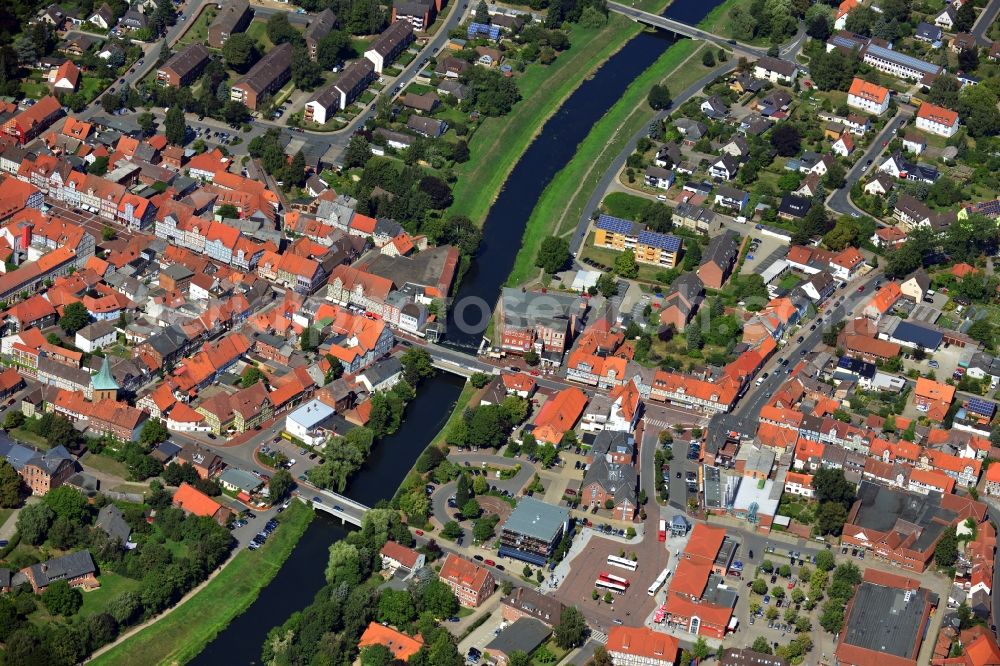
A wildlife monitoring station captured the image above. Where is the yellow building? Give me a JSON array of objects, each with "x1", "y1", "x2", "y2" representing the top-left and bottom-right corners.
[{"x1": 594, "y1": 214, "x2": 681, "y2": 268}]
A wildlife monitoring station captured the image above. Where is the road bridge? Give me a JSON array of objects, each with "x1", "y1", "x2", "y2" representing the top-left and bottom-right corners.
[
  {"x1": 608, "y1": 2, "x2": 802, "y2": 59},
  {"x1": 297, "y1": 487, "x2": 370, "y2": 526}
]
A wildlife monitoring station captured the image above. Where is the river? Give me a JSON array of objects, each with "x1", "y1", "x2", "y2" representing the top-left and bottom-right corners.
[
  {"x1": 190, "y1": 372, "x2": 466, "y2": 665},
  {"x1": 444, "y1": 0, "x2": 722, "y2": 351},
  {"x1": 193, "y1": 0, "x2": 725, "y2": 660}
]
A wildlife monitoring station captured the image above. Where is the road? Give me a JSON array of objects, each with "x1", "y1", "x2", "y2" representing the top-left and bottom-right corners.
[
  {"x1": 606, "y1": 2, "x2": 805, "y2": 60},
  {"x1": 972, "y1": 0, "x2": 1000, "y2": 46},
  {"x1": 826, "y1": 108, "x2": 912, "y2": 218},
  {"x1": 707, "y1": 267, "x2": 884, "y2": 454}
]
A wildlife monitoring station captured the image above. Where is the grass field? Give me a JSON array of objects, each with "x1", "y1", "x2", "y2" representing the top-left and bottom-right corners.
[
  {"x1": 447, "y1": 13, "x2": 654, "y2": 225},
  {"x1": 503, "y1": 38, "x2": 702, "y2": 287},
  {"x1": 91, "y1": 501, "x2": 313, "y2": 666}
]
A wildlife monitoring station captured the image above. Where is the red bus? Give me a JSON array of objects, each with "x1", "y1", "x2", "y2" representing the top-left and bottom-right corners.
[
  {"x1": 658, "y1": 519, "x2": 666, "y2": 542},
  {"x1": 595, "y1": 574, "x2": 628, "y2": 594}
]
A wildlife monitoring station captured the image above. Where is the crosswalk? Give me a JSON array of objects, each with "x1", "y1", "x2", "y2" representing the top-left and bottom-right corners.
[
  {"x1": 645, "y1": 418, "x2": 672, "y2": 430},
  {"x1": 590, "y1": 630, "x2": 608, "y2": 645}
]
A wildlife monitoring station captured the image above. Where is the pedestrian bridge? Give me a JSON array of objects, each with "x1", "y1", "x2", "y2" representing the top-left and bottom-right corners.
[{"x1": 297, "y1": 488, "x2": 370, "y2": 526}]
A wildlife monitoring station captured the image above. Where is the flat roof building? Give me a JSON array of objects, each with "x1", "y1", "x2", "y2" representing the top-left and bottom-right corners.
[
  {"x1": 835, "y1": 570, "x2": 937, "y2": 666},
  {"x1": 498, "y1": 497, "x2": 568, "y2": 566}
]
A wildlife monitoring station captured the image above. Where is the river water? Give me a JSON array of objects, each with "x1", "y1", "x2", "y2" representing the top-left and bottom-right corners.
[
  {"x1": 190, "y1": 372, "x2": 466, "y2": 665},
  {"x1": 193, "y1": 0, "x2": 724, "y2": 660}
]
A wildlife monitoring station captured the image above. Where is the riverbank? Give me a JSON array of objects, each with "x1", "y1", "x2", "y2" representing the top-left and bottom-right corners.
[
  {"x1": 503, "y1": 38, "x2": 705, "y2": 287},
  {"x1": 90, "y1": 501, "x2": 313, "y2": 666},
  {"x1": 447, "y1": 11, "x2": 659, "y2": 225}
]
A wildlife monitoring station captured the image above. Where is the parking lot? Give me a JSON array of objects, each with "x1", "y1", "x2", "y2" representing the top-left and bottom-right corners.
[
  {"x1": 552, "y1": 527, "x2": 670, "y2": 633},
  {"x1": 258, "y1": 437, "x2": 322, "y2": 481}
]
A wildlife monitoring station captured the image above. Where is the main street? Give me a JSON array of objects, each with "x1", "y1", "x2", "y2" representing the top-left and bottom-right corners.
[{"x1": 707, "y1": 266, "x2": 884, "y2": 453}]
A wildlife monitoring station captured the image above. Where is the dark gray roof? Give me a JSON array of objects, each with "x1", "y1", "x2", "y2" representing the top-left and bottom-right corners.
[
  {"x1": 582, "y1": 453, "x2": 636, "y2": 506},
  {"x1": 210, "y1": 0, "x2": 251, "y2": 35},
  {"x1": 501, "y1": 587, "x2": 566, "y2": 626},
  {"x1": 76, "y1": 319, "x2": 117, "y2": 342},
  {"x1": 0, "y1": 569, "x2": 10, "y2": 589},
  {"x1": 778, "y1": 194, "x2": 811, "y2": 218},
  {"x1": 593, "y1": 430, "x2": 633, "y2": 459},
  {"x1": 499, "y1": 287, "x2": 581, "y2": 331},
  {"x1": 0, "y1": 440, "x2": 73, "y2": 476},
  {"x1": 720, "y1": 648, "x2": 789, "y2": 666},
  {"x1": 700, "y1": 229, "x2": 739, "y2": 271},
  {"x1": 361, "y1": 356, "x2": 403, "y2": 385},
  {"x1": 485, "y1": 617, "x2": 551, "y2": 656},
  {"x1": 756, "y1": 56, "x2": 797, "y2": 77},
  {"x1": 852, "y1": 481, "x2": 954, "y2": 553},
  {"x1": 501, "y1": 497, "x2": 568, "y2": 542},
  {"x1": 160, "y1": 43, "x2": 210, "y2": 79},
  {"x1": 304, "y1": 8, "x2": 337, "y2": 43},
  {"x1": 364, "y1": 245, "x2": 456, "y2": 290},
  {"x1": 334, "y1": 58, "x2": 374, "y2": 96},
  {"x1": 24, "y1": 550, "x2": 96, "y2": 588},
  {"x1": 367, "y1": 20, "x2": 413, "y2": 58},
  {"x1": 96, "y1": 504, "x2": 131, "y2": 543},
  {"x1": 145, "y1": 323, "x2": 189, "y2": 357},
  {"x1": 842, "y1": 578, "x2": 932, "y2": 660},
  {"x1": 234, "y1": 42, "x2": 292, "y2": 94}
]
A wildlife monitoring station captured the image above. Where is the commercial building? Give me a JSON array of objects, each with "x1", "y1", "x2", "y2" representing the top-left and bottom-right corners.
[
  {"x1": 495, "y1": 287, "x2": 584, "y2": 362},
  {"x1": 498, "y1": 497, "x2": 569, "y2": 565},
  {"x1": 606, "y1": 626, "x2": 679, "y2": 666},
  {"x1": 438, "y1": 553, "x2": 496, "y2": 607},
  {"x1": 841, "y1": 481, "x2": 987, "y2": 572},
  {"x1": 835, "y1": 570, "x2": 937, "y2": 666},
  {"x1": 208, "y1": 0, "x2": 252, "y2": 48},
  {"x1": 231, "y1": 43, "x2": 293, "y2": 111},
  {"x1": 284, "y1": 399, "x2": 336, "y2": 447},
  {"x1": 485, "y1": 618, "x2": 551, "y2": 666},
  {"x1": 157, "y1": 43, "x2": 211, "y2": 88}
]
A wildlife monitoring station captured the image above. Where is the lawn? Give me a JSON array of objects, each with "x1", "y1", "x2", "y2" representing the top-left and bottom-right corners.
[
  {"x1": 532, "y1": 639, "x2": 570, "y2": 666},
  {"x1": 177, "y1": 6, "x2": 217, "y2": 47},
  {"x1": 602, "y1": 192, "x2": 658, "y2": 220},
  {"x1": 430, "y1": 381, "x2": 476, "y2": 448},
  {"x1": 81, "y1": 452, "x2": 130, "y2": 478},
  {"x1": 20, "y1": 79, "x2": 49, "y2": 100},
  {"x1": 503, "y1": 38, "x2": 701, "y2": 287},
  {"x1": 91, "y1": 501, "x2": 313, "y2": 666},
  {"x1": 447, "y1": 12, "x2": 660, "y2": 225},
  {"x1": 80, "y1": 572, "x2": 143, "y2": 618},
  {"x1": 9, "y1": 428, "x2": 49, "y2": 450},
  {"x1": 245, "y1": 19, "x2": 274, "y2": 49},
  {"x1": 0, "y1": 509, "x2": 13, "y2": 532},
  {"x1": 80, "y1": 75, "x2": 107, "y2": 102}
]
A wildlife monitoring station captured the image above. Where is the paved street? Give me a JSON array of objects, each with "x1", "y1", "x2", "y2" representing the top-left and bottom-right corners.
[{"x1": 826, "y1": 108, "x2": 912, "y2": 218}]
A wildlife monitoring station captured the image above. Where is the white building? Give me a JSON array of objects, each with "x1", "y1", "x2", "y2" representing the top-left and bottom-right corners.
[
  {"x1": 915, "y1": 102, "x2": 959, "y2": 137},
  {"x1": 285, "y1": 399, "x2": 336, "y2": 447},
  {"x1": 847, "y1": 78, "x2": 890, "y2": 116},
  {"x1": 75, "y1": 320, "x2": 117, "y2": 353}
]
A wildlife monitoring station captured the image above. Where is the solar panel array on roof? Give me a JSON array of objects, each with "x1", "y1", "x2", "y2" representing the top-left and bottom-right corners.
[
  {"x1": 468, "y1": 22, "x2": 501, "y2": 39},
  {"x1": 865, "y1": 43, "x2": 940, "y2": 75},
  {"x1": 966, "y1": 398, "x2": 996, "y2": 417},
  {"x1": 637, "y1": 230, "x2": 681, "y2": 252},
  {"x1": 596, "y1": 214, "x2": 634, "y2": 235},
  {"x1": 831, "y1": 34, "x2": 865, "y2": 49}
]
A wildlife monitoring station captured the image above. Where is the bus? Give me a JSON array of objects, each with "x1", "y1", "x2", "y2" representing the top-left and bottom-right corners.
[
  {"x1": 658, "y1": 519, "x2": 666, "y2": 542},
  {"x1": 607, "y1": 555, "x2": 638, "y2": 572},
  {"x1": 595, "y1": 574, "x2": 628, "y2": 594},
  {"x1": 603, "y1": 572, "x2": 630, "y2": 586},
  {"x1": 648, "y1": 567, "x2": 670, "y2": 596}
]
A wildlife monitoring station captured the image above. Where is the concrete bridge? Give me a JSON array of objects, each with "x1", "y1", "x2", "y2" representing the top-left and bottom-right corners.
[
  {"x1": 298, "y1": 488, "x2": 370, "y2": 526},
  {"x1": 607, "y1": 2, "x2": 772, "y2": 58}
]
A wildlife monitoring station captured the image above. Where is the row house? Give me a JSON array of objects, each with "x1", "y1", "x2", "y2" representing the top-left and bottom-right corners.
[
  {"x1": 117, "y1": 193, "x2": 156, "y2": 230},
  {"x1": 920, "y1": 449, "x2": 982, "y2": 488},
  {"x1": 196, "y1": 381, "x2": 273, "y2": 435},
  {"x1": 650, "y1": 371, "x2": 739, "y2": 414},
  {"x1": 275, "y1": 252, "x2": 326, "y2": 294},
  {"x1": 325, "y1": 264, "x2": 399, "y2": 323}
]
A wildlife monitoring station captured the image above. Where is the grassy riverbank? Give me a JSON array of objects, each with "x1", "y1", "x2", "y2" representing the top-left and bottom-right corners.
[
  {"x1": 447, "y1": 12, "x2": 652, "y2": 225},
  {"x1": 504, "y1": 39, "x2": 704, "y2": 287},
  {"x1": 91, "y1": 502, "x2": 313, "y2": 666}
]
